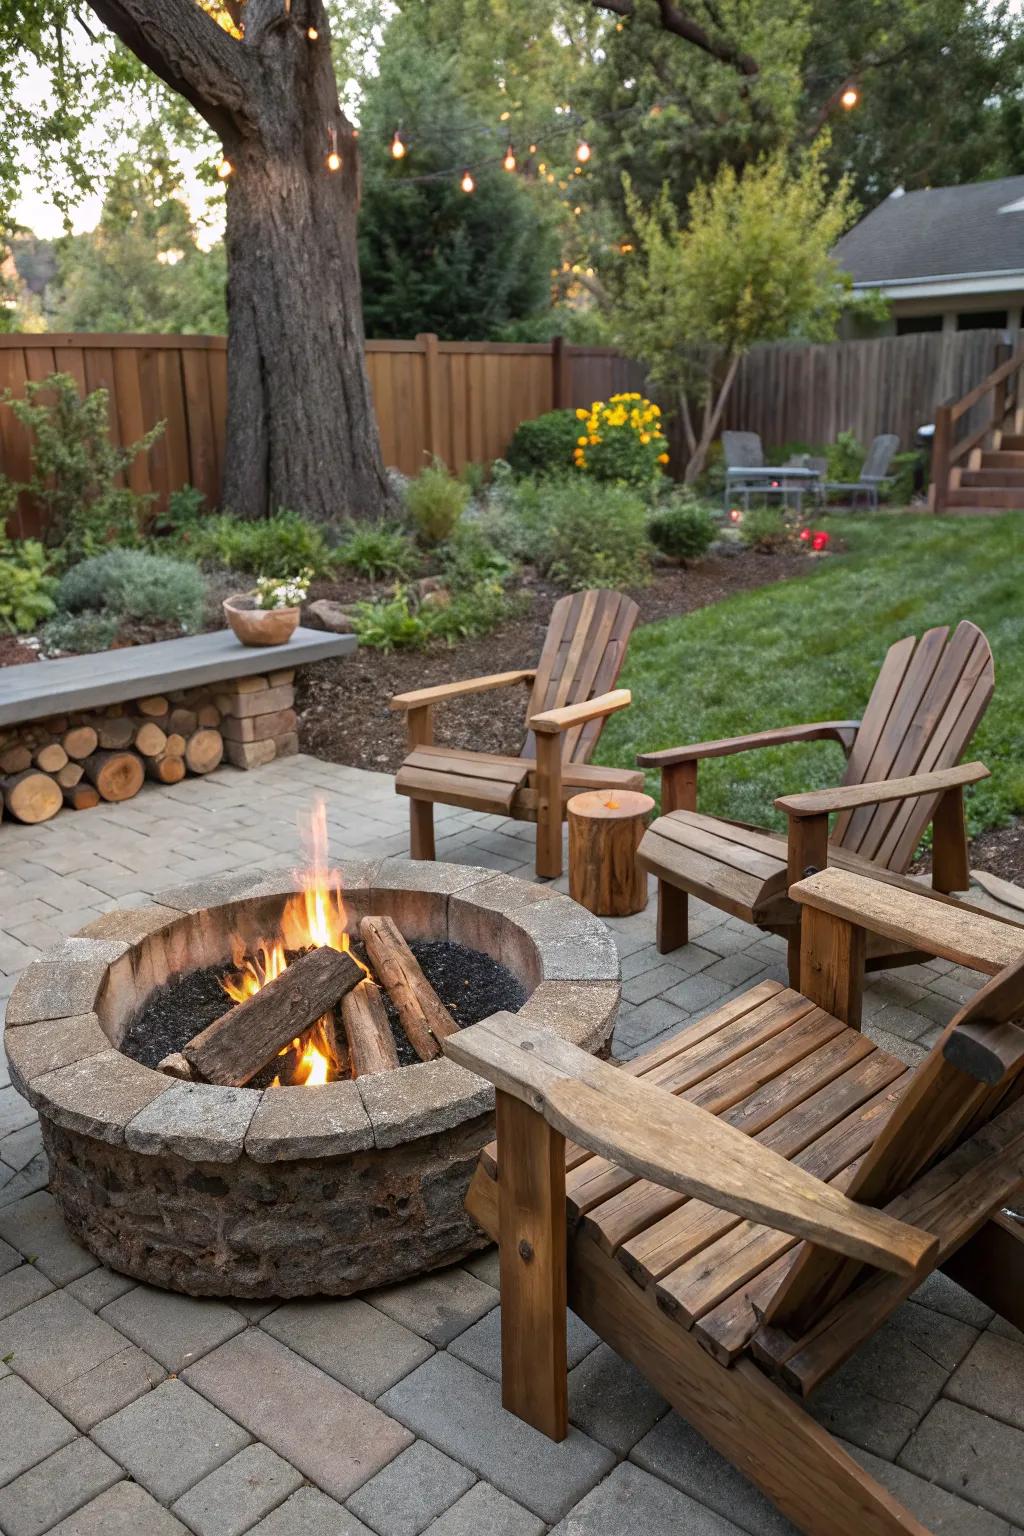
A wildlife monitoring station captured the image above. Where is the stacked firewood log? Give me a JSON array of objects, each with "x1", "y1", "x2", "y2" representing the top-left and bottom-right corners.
[{"x1": 0, "y1": 688, "x2": 225, "y2": 826}]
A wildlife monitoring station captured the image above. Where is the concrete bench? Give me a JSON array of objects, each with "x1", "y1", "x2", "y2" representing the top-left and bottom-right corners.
[{"x1": 0, "y1": 628, "x2": 355, "y2": 822}]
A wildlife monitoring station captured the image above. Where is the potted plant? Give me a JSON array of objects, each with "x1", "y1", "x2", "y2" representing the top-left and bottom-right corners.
[{"x1": 223, "y1": 570, "x2": 312, "y2": 647}]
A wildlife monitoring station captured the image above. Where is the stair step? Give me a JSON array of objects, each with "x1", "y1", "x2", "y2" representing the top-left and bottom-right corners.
[
  {"x1": 960, "y1": 470, "x2": 1024, "y2": 487},
  {"x1": 948, "y1": 488, "x2": 1024, "y2": 509},
  {"x1": 998, "y1": 434, "x2": 1024, "y2": 451},
  {"x1": 981, "y1": 451, "x2": 1024, "y2": 470}
]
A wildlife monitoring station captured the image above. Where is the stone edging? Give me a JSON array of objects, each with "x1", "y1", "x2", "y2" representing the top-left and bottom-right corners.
[{"x1": 5, "y1": 859, "x2": 620, "y2": 1166}]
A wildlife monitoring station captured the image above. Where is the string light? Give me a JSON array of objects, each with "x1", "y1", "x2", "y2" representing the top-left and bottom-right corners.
[
  {"x1": 326, "y1": 127, "x2": 341, "y2": 172},
  {"x1": 502, "y1": 144, "x2": 517, "y2": 172},
  {"x1": 390, "y1": 130, "x2": 406, "y2": 160},
  {"x1": 575, "y1": 139, "x2": 591, "y2": 164},
  {"x1": 840, "y1": 85, "x2": 860, "y2": 109},
  {"x1": 307, "y1": 25, "x2": 318, "y2": 40},
  {"x1": 217, "y1": 156, "x2": 233, "y2": 179},
  {"x1": 460, "y1": 169, "x2": 475, "y2": 193}
]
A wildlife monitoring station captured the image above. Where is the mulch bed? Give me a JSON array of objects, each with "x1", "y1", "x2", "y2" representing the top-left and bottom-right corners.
[
  {"x1": 966, "y1": 822, "x2": 1024, "y2": 884},
  {"x1": 297, "y1": 550, "x2": 808, "y2": 774}
]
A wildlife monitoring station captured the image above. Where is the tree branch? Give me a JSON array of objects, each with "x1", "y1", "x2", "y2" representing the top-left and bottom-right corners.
[
  {"x1": 591, "y1": 0, "x2": 759, "y2": 77},
  {"x1": 86, "y1": 0, "x2": 260, "y2": 136}
]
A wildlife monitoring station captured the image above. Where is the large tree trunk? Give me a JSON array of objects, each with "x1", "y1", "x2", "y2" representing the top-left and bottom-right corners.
[{"x1": 88, "y1": 0, "x2": 392, "y2": 522}]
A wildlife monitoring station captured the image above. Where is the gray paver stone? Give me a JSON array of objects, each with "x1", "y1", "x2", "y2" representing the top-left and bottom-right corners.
[
  {"x1": 125, "y1": 1082, "x2": 261, "y2": 1162},
  {"x1": 912, "y1": 1271, "x2": 995, "y2": 1328},
  {"x1": 171, "y1": 1443, "x2": 305, "y2": 1536},
  {"x1": 0, "y1": 1190, "x2": 96, "y2": 1283},
  {"x1": 448, "y1": 1303, "x2": 598, "y2": 1382},
  {"x1": 900, "y1": 1399, "x2": 1024, "y2": 1525},
  {"x1": 30, "y1": 1050, "x2": 172, "y2": 1144},
  {"x1": 0, "y1": 1261, "x2": 53, "y2": 1321},
  {"x1": 4, "y1": 1014, "x2": 110, "y2": 1098},
  {"x1": 0, "y1": 1289, "x2": 129, "y2": 1399},
  {"x1": 261, "y1": 1295, "x2": 433, "y2": 1399},
  {"x1": 0, "y1": 1083, "x2": 44, "y2": 1136},
  {"x1": 0, "y1": 1436, "x2": 121, "y2": 1536},
  {"x1": 91, "y1": 1378, "x2": 251, "y2": 1505},
  {"x1": 517, "y1": 980, "x2": 621, "y2": 1052},
  {"x1": 842, "y1": 1438, "x2": 1012, "y2": 1536},
  {"x1": 367, "y1": 1266, "x2": 498, "y2": 1347},
  {"x1": 423, "y1": 1482, "x2": 545, "y2": 1536},
  {"x1": 378, "y1": 1352, "x2": 616, "y2": 1524},
  {"x1": 945, "y1": 1329, "x2": 1024, "y2": 1430},
  {"x1": 461, "y1": 1245, "x2": 499, "y2": 1289},
  {"x1": 45, "y1": 1481, "x2": 190, "y2": 1535},
  {"x1": 64, "y1": 1267, "x2": 136, "y2": 1312},
  {"x1": 356, "y1": 1059, "x2": 493, "y2": 1150},
  {"x1": 249, "y1": 1486, "x2": 374, "y2": 1535},
  {"x1": 549, "y1": 1460, "x2": 748, "y2": 1534},
  {"x1": 0, "y1": 1375, "x2": 76, "y2": 1485},
  {"x1": 567, "y1": 1343, "x2": 668, "y2": 1454},
  {"x1": 100, "y1": 1284, "x2": 246, "y2": 1372},
  {"x1": 182, "y1": 1329, "x2": 413, "y2": 1503},
  {"x1": 347, "y1": 1439, "x2": 475, "y2": 1536},
  {"x1": 50, "y1": 1342, "x2": 165, "y2": 1431},
  {"x1": 4, "y1": 939, "x2": 128, "y2": 1025},
  {"x1": 630, "y1": 1412, "x2": 796, "y2": 1536}
]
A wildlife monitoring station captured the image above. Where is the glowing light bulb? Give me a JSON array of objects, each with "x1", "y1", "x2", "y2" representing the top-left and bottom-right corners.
[
  {"x1": 326, "y1": 150, "x2": 341, "y2": 171},
  {"x1": 460, "y1": 169, "x2": 475, "y2": 194},
  {"x1": 307, "y1": 25, "x2": 318, "y2": 39},
  {"x1": 217, "y1": 157, "x2": 233, "y2": 180},
  {"x1": 390, "y1": 131, "x2": 406, "y2": 159},
  {"x1": 503, "y1": 145, "x2": 517, "y2": 172},
  {"x1": 528, "y1": 143, "x2": 537, "y2": 154},
  {"x1": 576, "y1": 139, "x2": 591, "y2": 163},
  {"x1": 840, "y1": 85, "x2": 860, "y2": 109}
]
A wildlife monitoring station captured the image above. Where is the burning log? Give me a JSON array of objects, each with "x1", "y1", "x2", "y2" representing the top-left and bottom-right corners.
[
  {"x1": 342, "y1": 979, "x2": 400, "y2": 1076},
  {"x1": 359, "y1": 915, "x2": 458, "y2": 1061},
  {"x1": 179, "y1": 944, "x2": 363, "y2": 1086}
]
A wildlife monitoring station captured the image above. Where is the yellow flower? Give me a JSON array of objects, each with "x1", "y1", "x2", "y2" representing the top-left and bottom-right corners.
[
  {"x1": 577, "y1": 435, "x2": 589, "y2": 446},
  {"x1": 575, "y1": 407, "x2": 588, "y2": 420},
  {"x1": 650, "y1": 404, "x2": 661, "y2": 417},
  {"x1": 589, "y1": 434, "x2": 599, "y2": 444},
  {"x1": 640, "y1": 433, "x2": 651, "y2": 444},
  {"x1": 657, "y1": 452, "x2": 670, "y2": 464}
]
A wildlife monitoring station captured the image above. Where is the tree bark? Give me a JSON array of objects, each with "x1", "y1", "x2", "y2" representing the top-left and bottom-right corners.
[
  {"x1": 87, "y1": 0, "x2": 392, "y2": 523},
  {"x1": 683, "y1": 352, "x2": 740, "y2": 483}
]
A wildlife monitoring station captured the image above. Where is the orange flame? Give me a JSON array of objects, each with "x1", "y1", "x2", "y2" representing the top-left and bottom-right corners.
[{"x1": 220, "y1": 799, "x2": 364, "y2": 1086}]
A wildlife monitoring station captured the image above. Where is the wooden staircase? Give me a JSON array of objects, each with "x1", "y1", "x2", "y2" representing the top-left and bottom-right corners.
[{"x1": 931, "y1": 347, "x2": 1024, "y2": 513}]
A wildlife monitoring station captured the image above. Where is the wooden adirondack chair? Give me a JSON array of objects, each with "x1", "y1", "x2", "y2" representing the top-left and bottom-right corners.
[
  {"x1": 445, "y1": 866, "x2": 1024, "y2": 1536},
  {"x1": 391, "y1": 590, "x2": 642, "y2": 878},
  {"x1": 637, "y1": 620, "x2": 996, "y2": 1003}
]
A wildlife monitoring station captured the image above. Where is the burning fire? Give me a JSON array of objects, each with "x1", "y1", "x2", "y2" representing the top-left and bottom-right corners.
[{"x1": 220, "y1": 799, "x2": 365, "y2": 1087}]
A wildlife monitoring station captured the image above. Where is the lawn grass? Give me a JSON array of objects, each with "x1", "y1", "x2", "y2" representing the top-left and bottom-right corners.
[{"x1": 595, "y1": 513, "x2": 1024, "y2": 838}]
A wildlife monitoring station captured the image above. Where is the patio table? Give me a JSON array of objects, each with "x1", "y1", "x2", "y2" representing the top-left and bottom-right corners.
[{"x1": 724, "y1": 464, "x2": 821, "y2": 515}]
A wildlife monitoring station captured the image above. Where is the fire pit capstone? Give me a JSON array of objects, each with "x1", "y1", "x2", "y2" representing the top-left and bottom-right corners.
[{"x1": 4, "y1": 859, "x2": 620, "y2": 1297}]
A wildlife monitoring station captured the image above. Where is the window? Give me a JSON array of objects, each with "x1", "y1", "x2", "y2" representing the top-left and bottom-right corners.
[
  {"x1": 895, "y1": 314, "x2": 943, "y2": 335},
  {"x1": 956, "y1": 310, "x2": 1008, "y2": 330}
]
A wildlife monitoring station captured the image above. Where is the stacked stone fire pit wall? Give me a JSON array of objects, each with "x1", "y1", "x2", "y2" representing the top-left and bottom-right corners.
[{"x1": 3, "y1": 859, "x2": 619, "y2": 1297}]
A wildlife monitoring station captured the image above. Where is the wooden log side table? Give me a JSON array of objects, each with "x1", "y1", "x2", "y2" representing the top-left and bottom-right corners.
[{"x1": 567, "y1": 789, "x2": 655, "y2": 917}]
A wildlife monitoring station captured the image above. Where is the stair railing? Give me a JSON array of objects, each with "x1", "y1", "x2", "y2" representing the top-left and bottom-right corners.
[{"x1": 930, "y1": 342, "x2": 1024, "y2": 512}]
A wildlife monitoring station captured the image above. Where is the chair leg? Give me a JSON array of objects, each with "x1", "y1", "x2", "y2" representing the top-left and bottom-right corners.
[
  {"x1": 535, "y1": 735, "x2": 563, "y2": 879},
  {"x1": 409, "y1": 798, "x2": 435, "y2": 860},
  {"x1": 657, "y1": 879, "x2": 689, "y2": 953}
]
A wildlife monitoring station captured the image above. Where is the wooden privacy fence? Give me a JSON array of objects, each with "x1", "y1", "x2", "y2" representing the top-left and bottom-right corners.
[{"x1": 0, "y1": 326, "x2": 1014, "y2": 537}]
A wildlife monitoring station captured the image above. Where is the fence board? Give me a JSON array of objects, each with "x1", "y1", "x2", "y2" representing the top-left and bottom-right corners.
[{"x1": 1, "y1": 327, "x2": 1017, "y2": 537}]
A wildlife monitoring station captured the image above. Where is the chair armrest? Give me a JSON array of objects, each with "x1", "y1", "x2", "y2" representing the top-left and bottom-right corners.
[
  {"x1": 637, "y1": 720, "x2": 861, "y2": 769},
  {"x1": 791, "y1": 867, "x2": 1023, "y2": 976},
  {"x1": 445, "y1": 1013, "x2": 937, "y2": 1279},
  {"x1": 776, "y1": 761, "x2": 988, "y2": 819},
  {"x1": 390, "y1": 670, "x2": 535, "y2": 712},
  {"x1": 529, "y1": 688, "x2": 631, "y2": 736}
]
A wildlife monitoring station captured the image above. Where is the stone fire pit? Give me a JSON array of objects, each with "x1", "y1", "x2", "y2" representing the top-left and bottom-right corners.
[{"x1": 3, "y1": 859, "x2": 619, "y2": 1297}]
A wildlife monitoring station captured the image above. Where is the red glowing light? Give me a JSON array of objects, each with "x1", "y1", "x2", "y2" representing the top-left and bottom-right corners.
[
  {"x1": 799, "y1": 527, "x2": 812, "y2": 541},
  {"x1": 812, "y1": 531, "x2": 830, "y2": 552},
  {"x1": 729, "y1": 508, "x2": 743, "y2": 523}
]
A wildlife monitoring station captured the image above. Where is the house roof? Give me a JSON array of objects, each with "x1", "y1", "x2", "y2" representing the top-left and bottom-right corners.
[{"x1": 833, "y1": 176, "x2": 1024, "y2": 286}]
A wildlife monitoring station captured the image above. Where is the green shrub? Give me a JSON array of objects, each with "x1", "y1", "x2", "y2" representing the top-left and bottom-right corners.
[
  {"x1": 515, "y1": 477, "x2": 652, "y2": 590},
  {"x1": 405, "y1": 459, "x2": 470, "y2": 544},
  {"x1": 40, "y1": 610, "x2": 119, "y2": 655},
  {"x1": 572, "y1": 395, "x2": 669, "y2": 495},
  {"x1": 441, "y1": 520, "x2": 516, "y2": 587},
  {"x1": 184, "y1": 508, "x2": 336, "y2": 577},
  {"x1": 152, "y1": 483, "x2": 207, "y2": 539},
  {"x1": 738, "y1": 505, "x2": 789, "y2": 552},
  {"x1": 826, "y1": 430, "x2": 864, "y2": 482},
  {"x1": 336, "y1": 522, "x2": 419, "y2": 581},
  {"x1": 886, "y1": 451, "x2": 922, "y2": 506},
  {"x1": 648, "y1": 497, "x2": 716, "y2": 562},
  {"x1": 56, "y1": 549, "x2": 206, "y2": 631},
  {"x1": 350, "y1": 579, "x2": 524, "y2": 652},
  {"x1": 458, "y1": 460, "x2": 488, "y2": 497},
  {"x1": 349, "y1": 590, "x2": 428, "y2": 651},
  {"x1": 505, "y1": 409, "x2": 579, "y2": 478},
  {"x1": 0, "y1": 372, "x2": 164, "y2": 564},
  {"x1": 0, "y1": 534, "x2": 57, "y2": 633}
]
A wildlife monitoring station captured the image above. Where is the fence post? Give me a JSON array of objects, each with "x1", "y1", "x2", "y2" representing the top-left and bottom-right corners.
[
  {"x1": 417, "y1": 333, "x2": 445, "y2": 464},
  {"x1": 551, "y1": 336, "x2": 572, "y2": 410},
  {"x1": 929, "y1": 404, "x2": 952, "y2": 514}
]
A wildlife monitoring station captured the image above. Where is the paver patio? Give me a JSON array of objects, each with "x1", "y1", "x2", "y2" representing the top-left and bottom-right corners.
[{"x1": 0, "y1": 753, "x2": 1022, "y2": 1536}]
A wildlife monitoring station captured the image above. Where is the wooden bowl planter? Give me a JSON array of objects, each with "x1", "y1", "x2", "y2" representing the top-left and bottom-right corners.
[{"x1": 223, "y1": 593, "x2": 300, "y2": 647}]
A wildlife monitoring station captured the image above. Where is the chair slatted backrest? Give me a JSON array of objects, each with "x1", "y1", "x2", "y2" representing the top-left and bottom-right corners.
[
  {"x1": 765, "y1": 952, "x2": 1024, "y2": 1335},
  {"x1": 861, "y1": 434, "x2": 900, "y2": 482},
  {"x1": 831, "y1": 621, "x2": 994, "y2": 871},
  {"x1": 522, "y1": 590, "x2": 640, "y2": 765},
  {"x1": 722, "y1": 431, "x2": 764, "y2": 470}
]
